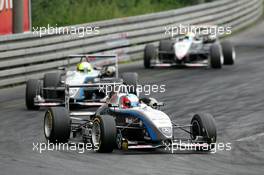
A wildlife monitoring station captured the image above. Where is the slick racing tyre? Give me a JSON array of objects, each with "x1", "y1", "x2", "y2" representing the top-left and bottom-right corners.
[
  {"x1": 44, "y1": 72, "x2": 62, "y2": 88},
  {"x1": 221, "y1": 41, "x2": 235, "y2": 65},
  {"x1": 92, "y1": 115, "x2": 116, "y2": 153},
  {"x1": 25, "y1": 79, "x2": 42, "y2": 110},
  {"x1": 43, "y1": 72, "x2": 62, "y2": 99},
  {"x1": 121, "y1": 72, "x2": 138, "y2": 95},
  {"x1": 144, "y1": 44, "x2": 156, "y2": 68},
  {"x1": 210, "y1": 44, "x2": 223, "y2": 69},
  {"x1": 44, "y1": 107, "x2": 71, "y2": 143},
  {"x1": 159, "y1": 40, "x2": 174, "y2": 60},
  {"x1": 191, "y1": 113, "x2": 217, "y2": 150}
]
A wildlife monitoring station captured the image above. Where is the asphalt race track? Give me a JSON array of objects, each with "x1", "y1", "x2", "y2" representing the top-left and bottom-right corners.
[{"x1": 1, "y1": 21, "x2": 264, "y2": 175}]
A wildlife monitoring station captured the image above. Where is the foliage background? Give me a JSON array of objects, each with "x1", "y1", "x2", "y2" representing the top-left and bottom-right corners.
[{"x1": 32, "y1": 0, "x2": 210, "y2": 27}]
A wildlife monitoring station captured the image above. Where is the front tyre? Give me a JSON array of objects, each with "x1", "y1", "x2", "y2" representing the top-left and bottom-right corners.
[
  {"x1": 92, "y1": 115, "x2": 116, "y2": 153},
  {"x1": 25, "y1": 79, "x2": 41, "y2": 110},
  {"x1": 210, "y1": 44, "x2": 223, "y2": 69},
  {"x1": 159, "y1": 40, "x2": 174, "y2": 60},
  {"x1": 43, "y1": 73, "x2": 61, "y2": 88},
  {"x1": 44, "y1": 72, "x2": 62, "y2": 99},
  {"x1": 221, "y1": 41, "x2": 235, "y2": 65},
  {"x1": 191, "y1": 113, "x2": 217, "y2": 150},
  {"x1": 144, "y1": 44, "x2": 156, "y2": 68},
  {"x1": 44, "y1": 107, "x2": 71, "y2": 143},
  {"x1": 121, "y1": 72, "x2": 138, "y2": 95}
]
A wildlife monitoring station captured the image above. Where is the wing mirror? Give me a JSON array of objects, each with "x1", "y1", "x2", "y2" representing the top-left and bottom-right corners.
[
  {"x1": 140, "y1": 97, "x2": 164, "y2": 109},
  {"x1": 58, "y1": 66, "x2": 66, "y2": 71},
  {"x1": 151, "y1": 102, "x2": 164, "y2": 109},
  {"x1": 108, "y1": 103, "x2": 119, "y2": 108},
  {"x1": 157, "y1": 102, "x2": 164, "y2": 106}
]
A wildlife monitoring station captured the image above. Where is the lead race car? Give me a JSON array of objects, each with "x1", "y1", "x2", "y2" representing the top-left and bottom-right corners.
[
  {"x1": 25, "y1": 54, "x2": 138, "y2": 110},
  {"x1": 44, "y1": 86, "x2": 217, "y2": 153},
  {"x1": 144, "y1": 29, "x2": 236, "y2": 69}
]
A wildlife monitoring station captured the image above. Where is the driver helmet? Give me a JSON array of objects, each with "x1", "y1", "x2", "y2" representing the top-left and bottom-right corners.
[
  {"x1": 185, "y1": 32, "x2": 195, "y2": 40},
  {"x1": 77, "y1": 62, "x2": 93, "y2": 73},
  {"x1": 121, "y1": 94, "x2": 139, "y2": 109}
]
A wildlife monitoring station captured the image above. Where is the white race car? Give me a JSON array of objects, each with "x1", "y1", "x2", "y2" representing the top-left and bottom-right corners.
[
  {"x1": 25, "y1": 55, "x2": 138, "y2": 110},
  {"x1": 144, "y1": 32, "x2": 235, "y2": 69}
]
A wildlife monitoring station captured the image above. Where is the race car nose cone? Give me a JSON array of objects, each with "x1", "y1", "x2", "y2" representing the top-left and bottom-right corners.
[
  {"x1": 159, "y1": 127, "x2": 172, "y2": 138},
  {"x1": 174, "y1": 41, "x2": 191, "y2": 60},
  {"x1": 176, "y1": 53, "x2": 185, "y2": 60}
]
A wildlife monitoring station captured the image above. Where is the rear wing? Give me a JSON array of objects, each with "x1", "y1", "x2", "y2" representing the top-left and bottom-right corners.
[
  {"x1": 64, "y1": 82, "x2": 123, "y2": 110},
  {"x1": 69, "y1": 54, "x2": 119, "y2": 78}
]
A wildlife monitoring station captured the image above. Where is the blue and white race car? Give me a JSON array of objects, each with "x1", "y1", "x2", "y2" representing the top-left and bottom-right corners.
[
  {"x1": 44, "y1": 91, "x2": 217, "y2": 153},
  {"x1": 25, "y1": 55, "x2": 138, "y2": 110}
]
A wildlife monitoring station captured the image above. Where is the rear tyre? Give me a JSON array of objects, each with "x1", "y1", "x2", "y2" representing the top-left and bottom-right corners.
[
  {"x1": 210, "y1": 44, "x2": 223, "y2": 69},
  {"x1": 44, "y1": 73, "x2": 61, "y2": 98},
  {"x1": 221, "y1": 41, "x2": 235, "y2": 65},
  {"x1": 121, "y1": 72, "x2": 138, "y2": 95},
  {"x1": 92, "y1": 115, "x2": 116, "y2": 153},
  {"x1": 144, "y1": 44, "x2": 156, "y2": 68},
  {"x1": 25, "y1": 79, "x2": 41, "y2": 110},
  {"x1": 191, "y1": 113, "x2": 217, "y2": 151},
  {"x1": 44, "y1": 107, "x2": 71, "y2": 143},
  {"x1": 159, "y1": 40, "x2": 174, "y2": 60}
]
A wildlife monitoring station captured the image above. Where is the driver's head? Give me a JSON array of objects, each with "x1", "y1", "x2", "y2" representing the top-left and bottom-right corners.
[
  {"x1": 121, "y1": 94, "x2": 139, "y2": 109},
  {"x1": 77, "y1": 62, "x2": 93, "y2": 73},
  {"x1": 185, "y1": 32, "x2": 195, "y2": 40}
]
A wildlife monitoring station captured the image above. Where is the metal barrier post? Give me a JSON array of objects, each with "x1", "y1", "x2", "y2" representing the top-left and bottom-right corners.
[{"x1": 13, "y1": 0, "x2": 24, "y2": 33}]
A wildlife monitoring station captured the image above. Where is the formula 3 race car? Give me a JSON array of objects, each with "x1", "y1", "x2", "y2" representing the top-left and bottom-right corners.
[
  {"x1": 44, "y1": 89, "x2": 217, "y2": 153},
  {"x1": 144, "y1": 32, "x2": 235, "y2": 69},
  {"x1": 25, "y1": 55, "x2": 138, "y2": 110}
]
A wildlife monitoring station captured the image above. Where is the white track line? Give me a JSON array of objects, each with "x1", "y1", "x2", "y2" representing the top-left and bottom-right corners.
[{"x1": 236, "y1": 132, "x2": 264, "y2": 141}]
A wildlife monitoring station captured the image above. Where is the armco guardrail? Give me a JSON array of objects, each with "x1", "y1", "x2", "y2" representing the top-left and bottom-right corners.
[{"x1": 0, "y1": 0, "x2": 263, "y2": 87}]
